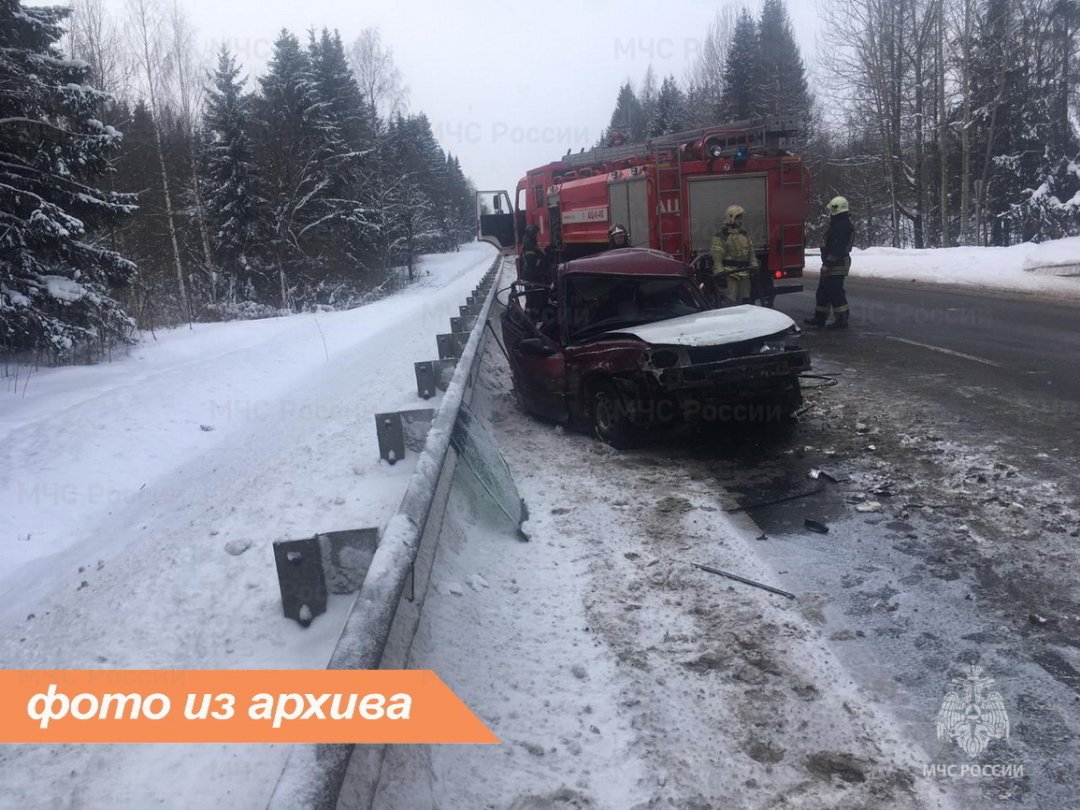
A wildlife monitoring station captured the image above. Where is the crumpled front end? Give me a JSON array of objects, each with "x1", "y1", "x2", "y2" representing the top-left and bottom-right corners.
[{"x1": 625, "y1": 326, "x2": 810, "y2": 426}]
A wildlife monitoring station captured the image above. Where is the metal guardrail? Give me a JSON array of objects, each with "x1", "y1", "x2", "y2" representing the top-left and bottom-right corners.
[{"x1": 266, "y1": 254, "x2": 506, "y2": 810}]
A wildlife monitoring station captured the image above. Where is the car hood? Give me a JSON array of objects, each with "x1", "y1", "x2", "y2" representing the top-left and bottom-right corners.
[{"x1": 603, "y1": 305, "x2": 796, "y2": 346}]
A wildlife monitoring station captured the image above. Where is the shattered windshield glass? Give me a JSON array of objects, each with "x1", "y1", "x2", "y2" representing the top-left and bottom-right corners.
[
  {"x1": 565, "y1": 274, "x2": 705, "y2": 341},
  {"x1": 450, "y1": 402, "x2": 527, "y2": 530}
]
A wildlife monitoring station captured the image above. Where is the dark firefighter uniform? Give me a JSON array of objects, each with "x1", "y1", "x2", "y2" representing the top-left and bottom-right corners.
[
  {"x1": 710, "y1": 205, "x2": 757, "y2": 304},
  {"x1": 807, "y1": 196, "x2": 854, "y2": 329},
  {"x1": 521, "y1": 224, "x2": 542, "y2": 283}
]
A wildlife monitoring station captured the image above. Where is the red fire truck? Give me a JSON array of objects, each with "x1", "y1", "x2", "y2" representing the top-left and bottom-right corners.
[{"x1": 478, "y1": 117, "x2": 810, "y2": 304}]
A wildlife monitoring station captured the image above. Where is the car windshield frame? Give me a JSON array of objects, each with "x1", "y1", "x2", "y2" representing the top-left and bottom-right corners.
[{"x1": 562, "y1": 272, "x2": 708, "y2": 343}]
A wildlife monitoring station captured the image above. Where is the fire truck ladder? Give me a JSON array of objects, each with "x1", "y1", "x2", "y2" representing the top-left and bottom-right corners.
[
  {"x1": 654, "y1": 147, "x2": 684, "y2": 259},
  {"x1": 558, "y1": 115, "x2": 802, "y2": 170}
]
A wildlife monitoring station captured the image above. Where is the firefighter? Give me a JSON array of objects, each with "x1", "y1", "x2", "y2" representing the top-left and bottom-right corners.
[
  {"x1": 805, "y1": 196, "x2": 854, "y2": 329},
  {"x1": 521, "y1": 224, "x2": 542, "y2": 283},
  {"x1": 608, "y1": 223, "x2": 629, "y2": 249},
  {"x1": 710, "y1": 205, "x2": 757, "y2": 304}
]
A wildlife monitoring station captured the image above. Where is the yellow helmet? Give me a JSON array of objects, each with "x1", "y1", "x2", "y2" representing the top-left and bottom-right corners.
[
  {"x1": 724, "y1": 205, "x2": 745, "y2": 226},
  {"x1": 827, "y1": 196, "x2": 849, "y2": 214}
]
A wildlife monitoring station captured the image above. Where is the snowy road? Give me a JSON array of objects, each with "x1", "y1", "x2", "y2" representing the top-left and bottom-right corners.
[
  {"x1": 372, "y1": 273, "x2": 1080, "y2": 808},
  {"x1": 3, "y1": 245, "x2": 1078, "y2": 809},
  {"x1": 369, "y1": 288, "x2": 949, "y2": 809}
]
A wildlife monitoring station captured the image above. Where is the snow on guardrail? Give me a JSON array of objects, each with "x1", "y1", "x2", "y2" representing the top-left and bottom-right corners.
[{"x1": 266, "y1": 254, "x2": 506, "y2": 810}]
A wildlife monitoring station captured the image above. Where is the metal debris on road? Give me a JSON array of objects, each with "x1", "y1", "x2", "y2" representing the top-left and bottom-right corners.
[
  {"x1": 804, "y1": 519, "x2": 829, "y2": 534},
  {"x1": 819, "y1": 469, "x2": 851, "y2": 484},
  {"x1": 692, "y1": 562, "x2": 796, "y2": 599},
  {"x1": 726, "y1": 486, "x2": 823, "y2": 513}
]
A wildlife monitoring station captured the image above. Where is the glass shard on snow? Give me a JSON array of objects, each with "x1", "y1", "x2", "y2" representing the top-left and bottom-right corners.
[{"x1": 450, "y1": 402, "x2": 528, "y2": 530}]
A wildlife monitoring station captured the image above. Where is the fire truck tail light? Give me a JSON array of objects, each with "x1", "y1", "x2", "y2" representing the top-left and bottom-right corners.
[{"x1": 774, "y1": 271, "x2": 783, "y2": 279}]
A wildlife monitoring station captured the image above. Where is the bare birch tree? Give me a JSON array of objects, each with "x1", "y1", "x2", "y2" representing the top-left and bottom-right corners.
[
  {"x1": 167, "y1": 0, "x2": 215, "y2": 299},
  {"x1": 126, "y1": 0, "x2": 189, "y2": 319},
  {"x1": 67, "y1": 0, "x2": 130, "y2": 98},
  {"x1": 347, "y1": 28, "x2": 408, "y2": 124},
  {"x1": 684, "y1": 5, "x2": 738, "y2": 127}
]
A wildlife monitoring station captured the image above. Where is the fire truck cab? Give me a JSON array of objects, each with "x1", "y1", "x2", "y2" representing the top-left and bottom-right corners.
[{"x1": 478, "y1": 116, "x2": 810, "y2": 305}]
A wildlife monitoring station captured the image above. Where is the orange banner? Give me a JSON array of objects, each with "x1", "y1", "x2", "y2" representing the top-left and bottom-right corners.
[{"x1": 0, "y1": 670, "x2": 498, "y2": 744}]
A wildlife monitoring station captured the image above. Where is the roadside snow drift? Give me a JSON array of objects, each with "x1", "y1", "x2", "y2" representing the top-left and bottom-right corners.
[{"x1": 0, "y1": 242, "x2": 497, "y2": 809}]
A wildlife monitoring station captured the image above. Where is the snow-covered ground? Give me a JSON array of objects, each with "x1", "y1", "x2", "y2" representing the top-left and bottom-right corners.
[
  {"x1": 369, "y1": 311, "x2": 948, "y2": 809},
  {"x1": 0, "y1": 242, "x2": 497, "y2": 809},
  {"x1": 2, "y1": 236, "x2": 1079, "y2": 809},
  {"x1": 823, "y1": 237, "x2": 1080, "y2": 299}
]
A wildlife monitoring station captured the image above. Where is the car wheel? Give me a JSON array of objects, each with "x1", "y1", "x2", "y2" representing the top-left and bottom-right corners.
[{"x1": 589, "y1": 379, "x2": 640, "y2": 449}]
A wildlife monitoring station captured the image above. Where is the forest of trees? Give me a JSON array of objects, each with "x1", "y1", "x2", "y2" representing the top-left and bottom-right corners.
[
  {"x1": 4, "y1": 0, "x2": 1080, "y2": 364},
  {"x1": 1, "y1": 0, "x2": 476, "y2": 362},
  {"x1": 598, "y1": 0, "x2": 1080, "y2": 250}
]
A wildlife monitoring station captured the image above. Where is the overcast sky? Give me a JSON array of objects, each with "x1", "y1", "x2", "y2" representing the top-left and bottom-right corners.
[{"x1": 94, "y1": 0, "x2": 825, "y2": 193}]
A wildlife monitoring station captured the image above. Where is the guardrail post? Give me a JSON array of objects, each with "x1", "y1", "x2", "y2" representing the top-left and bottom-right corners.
[
  {"x1": 437, "y1": 332, "x2": 469, "y2": 360},
  {"x1": 375, "y1": 409, "x2": 436, "y2": 463},
  {"x1": 273, "y1": 537, "x2": 328, "y2": 627},
  {"x1": 415, "y1": 359, "x2": 458, "y2": 399},
  {"x1": 269, "y1": 253, "x2": 505, "y2": 810},
  {"x1": 414, "y1": 361, "x2": 437, "y2": 399},
  {"x1": 375, "y1": 412, "x2": 405, "y2": 464}
]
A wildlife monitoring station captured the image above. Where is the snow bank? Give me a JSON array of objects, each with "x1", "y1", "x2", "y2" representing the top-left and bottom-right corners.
[
  {"x1": 0, "y1": 242, "x2": 497, "y2": 810},
  {"x1": 832, "y1": 236, "x2": 1080, "y2": 298}
]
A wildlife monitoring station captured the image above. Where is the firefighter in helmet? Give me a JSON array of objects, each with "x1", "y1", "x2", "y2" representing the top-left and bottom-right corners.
[
  {"x1": 806, "y1": 196, "x2": 854, "y2": 329},
  {"x1": 710, "y1": 205, "x2": 757, "y2": 304},
  {"x1": 608, "y1": 223, "x2": 629, "y2": 249}
]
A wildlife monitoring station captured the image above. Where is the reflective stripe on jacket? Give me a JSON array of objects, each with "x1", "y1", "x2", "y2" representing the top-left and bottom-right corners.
[{"x1": 710, "y1": 225, "x2": 758, "y2": 276}]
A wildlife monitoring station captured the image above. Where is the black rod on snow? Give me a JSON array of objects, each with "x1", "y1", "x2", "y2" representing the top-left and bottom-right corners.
[{"x1": 693, "y1": 562, "x2": 796, "y2": 600}]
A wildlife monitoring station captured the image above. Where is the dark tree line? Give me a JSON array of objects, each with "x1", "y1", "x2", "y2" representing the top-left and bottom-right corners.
[
  {"x1": 123, "y1": 26, "x2": 477, "y2": 325},
  {"x1": 597, "y1": 0, "x2": 1080, "y2": 248},
  {"x1": 819, "y1": 0, "x2": 1080, "y2": 248},
  {"x1": 0, "y1": 0, "x2": 137, "y2": 360},
  {"x1": 599, "y1": 0, "x2": 812, "y2": 145},
  {"x1": 1, "y1": 0, "x2": 477, "y2": 362}
]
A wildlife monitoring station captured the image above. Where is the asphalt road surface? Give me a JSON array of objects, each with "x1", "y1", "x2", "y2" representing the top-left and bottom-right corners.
[
  {"x1": 387, "y1": 275, "x2": 1080, "y2": 808},
  {"x1": 724, "y1": 275, "x2": 1080, "y2": 808},
  {"x1": 777, "y1": 275, "x2": 1080, "y2": 467}
]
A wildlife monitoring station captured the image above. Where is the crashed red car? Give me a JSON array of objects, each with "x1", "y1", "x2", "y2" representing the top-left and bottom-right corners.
[{"x1": 500, "y1": 248, "x2": 811, "y2": 447}]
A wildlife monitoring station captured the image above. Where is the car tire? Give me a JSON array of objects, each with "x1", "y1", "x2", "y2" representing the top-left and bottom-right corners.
[{"x1": 589, "y1": 379, "x2": 640, "y2": 449}]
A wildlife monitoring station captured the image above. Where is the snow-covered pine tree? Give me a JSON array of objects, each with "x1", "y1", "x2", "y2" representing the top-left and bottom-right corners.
[
  {"x1": 366, "y1": 114, "x2": 435, "y2": 280},
  {"x1": 0, "y1": 0, "x2": 137, "y2": 360},
  {"x1": 255, "y1": 29, "x2": 342, "y2": 308},
  {"x1": 720, "y1": 9, "x2": 758, "y2": 122},
  {"x1": 649, "y1": 75, "x2": 687, "y2": 137},
  {"x1": 994, "y1": 0, "x2": 1080, "y2": 243},
  {"x1": 201, "y1": 46, "x2": 272, "y2": 304},
  {"x1": 637, "y1": 67, "x2": 658, "y2": 142},
  {"x1": 392, "y1": 114, "x2": 443, "y2": 272},
  {"x1": 306, "y1": 28, "x2": 373, "y2": 294},
  {"x1": 1012, "y1": 153, "x2": 1080, "y2": 240},
  {"x1": 406, "y1": 114, "x2": 452, "y2": 252},
  {"x1": 445, "y1": 153, "x2": 475, "y2": 247},
  {"x1": 753, "y1": 0, "x2": 811, "y2": 128},
  {"x1": 605, "y1": 82, "x2": 642, "y2": 145}
]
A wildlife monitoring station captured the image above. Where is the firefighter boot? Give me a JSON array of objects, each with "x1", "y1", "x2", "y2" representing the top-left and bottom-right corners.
[
  {"x1": 804, "y1": 314, "x2": 827, "y2": 327},
  {"x1": 826, "y1": 311, "x2": 850, "y2": 330}
]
